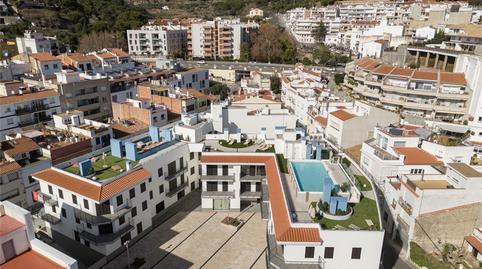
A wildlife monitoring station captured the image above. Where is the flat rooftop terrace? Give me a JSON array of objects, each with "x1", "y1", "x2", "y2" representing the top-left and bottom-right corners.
[{"x1": 63, "y1": 153, "x2": 138, "y2": 180}]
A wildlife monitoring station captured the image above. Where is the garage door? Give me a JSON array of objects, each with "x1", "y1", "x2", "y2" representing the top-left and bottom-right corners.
[{"x1": 213, "y1": 199, "x2": 230, "y2": 210}]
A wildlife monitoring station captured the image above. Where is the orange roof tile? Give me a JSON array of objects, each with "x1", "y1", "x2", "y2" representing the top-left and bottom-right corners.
[
  {"x1": 394, "y1": 147, "x2": 441, "y2": 165},
  {"x1": 111, "y1": 48, "x2": 129, "y2": 57},
  {"x1": 389, "y1": 68, "x2": 414, "y2": 77},
  {"x1": 0, "y1": 89, "x2": 59, "y2": 105},
  {"x1": 97, "y1": 52, "x2": 116, "y2": 59},
  {"x1": 1, "y1": 250, "x2": 65, "y2": 269},
  {"x1": 0, "y1": 215, "x2": 25, "y2": 236},
  {"x1": 330, "y1": 110, "x2": 356, "y2": 121},
  {"x1": 58, "y1": 53, "x2": 97, "y2": 63},
  {"x1": 0, "y1": 161, "x2": 21, "y2": 174},
  {"x1": 314, "y1": 116, "x2": 328, "y2": 126},
  {"x1": 200, "y1": 154, "x2": 321, "y2": 243},
  {"x1": 373, "y1": 64, "x2": 394, "y2": 75},
  {"x1": 412, "y1": 71, "x2": 437, "y2": 81},
  {"x1": 2, "y1": 137, "x2": 40, "y2": 157},
  {"x1": 30, "y1": 52, "x2": 58, "y2": 62},
  {"x1": 439, "y1": 72, "x2": 467, "y2": 85},
  {"x1": 465, "y1": 235, "x2": 482, "y2": 253},
  {"x1": 32, "y1": 168, "x2": 151, "y2": 201}
]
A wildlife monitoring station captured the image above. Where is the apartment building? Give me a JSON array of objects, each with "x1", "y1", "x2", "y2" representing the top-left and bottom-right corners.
[
  {"x1": 0, "y1": 137, "x2": 51, "y2": 208},
  {"x1": 201, "y1": 152, "x2": 384, "y2": 268},
  {"x1": 32, "y1": 126, "x2": 201, "y2": 256},
  {"x1": 324, "y1": 103, "x2": 399, "y2": 149},
  {"x1": 0, "y1": 1, "x2": 20, "y2": 25},
  {"x1": 188, "y1": 18, "x2": 258, "y2": 60},
  {"x1": 112, "y1": 98, "x2": 168, "y2": 128},
  {"x1": 127, "y1": 24, "x2": 187, "y2": 57},
  {"x1": 89, "y1": 48, "x2": 135, "y2": 74},
  {"x1": 138, "y1": 82, "x2": 216, "y2": 119},
  {"x1": 28, "y1": 52, "x2": 62, "y2": 76},
  {"x1": 345, "y1": 58, "x2": 471, "y2": 123},
  {"x1": 174, "y1": 68, "x2": 209, "y2": 93},
  {"x1": 0, "y1": 80, "x2": 61, "y2": 139},
  {"x1": 174, "y1": 112, "x2": 214, "y2": 143},
  {"x1": 285, "y1": 7, "x2": 324, "y2": 44},
  {"x1": 16, "y1": 31, "x2": 62, "y2": 55},
  {"x1": 0, "y1": 200, "x2": 77, "y2": 269}
]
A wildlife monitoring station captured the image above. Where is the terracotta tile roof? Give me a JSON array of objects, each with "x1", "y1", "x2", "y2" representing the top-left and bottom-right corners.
[
  {"x1": 58, "y1": 53, "x2": 97, "y2": 63},
  {"x1": 330, "y1": 110, "x2": 356, "y2": 121},
  {"x1": 439, "y1": 72, "x2": 467, "y2": 85},
  {"x1": 0, "y1": 161, "x2": 21, "y2": 174},
  {"x1": 448, "y1": 163, "x2": 482, "y2": 178},
  {"x1": 465, "y1": 235, "x2": 482, "y2": 253},
  {"x1": 96, "y1": 52, "x2": 116, "y2": 59},
  {"x1": 389, "y1": 68, "x2": 414, "y2": 77},
  {"x1": 314, "y1": 116, "x2": 328, "y2": 126},
  {"x1": 1, "y1": 250, "x2": 65, "y2": 269},
  {"x1": 373, "y1": 64, "x2": 394, "y2": 75},
  {"x1": 32, "y1": 168, "x2": 151, "y2": 202},
  {"x1": 200, "y1": 154, "x2": 321, "y2": 243},
  {"x1": 180, "y1": 88, "x2": 208, "y2": 99},
  {"x1": 0, "y1": 215, "x2": 25, "y2": 236},
  {"x1": 2, "y1": 137, "x2": 40, "y2": 157},
  {"x1": 30, "y1": 52, "x2": 58, "y2": 62},
  {"x1": 393, "y1": 147, "x2": 441, "y2": 165},
  {"x1": 0, "y1": 89, "x2": 59, "y2": 105},
  {"x1": 110, "y1": 48, "x2": 129, "y2": 57},
  {"x1": 356, "y1": 58, "x2": 379, "y2": 71},
  {"x1": 412, "y1": 71, "x2": 437, "y2": 81}
]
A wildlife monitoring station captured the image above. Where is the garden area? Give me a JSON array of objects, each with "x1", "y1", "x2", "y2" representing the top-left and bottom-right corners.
[
  {"x1": 64, "y1": 153, "x2": 138, "y2": 180},
  {"x1": 355, "y1": 175, "x2": 372, "y2": 191},
  {"x1": 312, "y1": 197, "x2": 380, "y2": 230},
  {"x1": 409, "y1": 242, "x2": 454, "y2": 269},
  {"x1": 276, "y1": 154, "x2": 289, "y2": 173},
  {"x1": 219, "y1": 139, "x2": 254, "y2": 148}
]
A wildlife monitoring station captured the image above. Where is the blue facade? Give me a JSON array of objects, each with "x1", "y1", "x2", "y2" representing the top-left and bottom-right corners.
[
  {"x1": 110, "y1": 139, "x2": 123, "y2": 158},
  {"x1": 125, "y1": 141, "x2": 139, "y2": 161},
  {"x1": 161, "y1": 129, "x2": 172, "y2": 142},
  {"x1": 306, "y1": 143, "x2": 313, "y2": 159},
  {"x1": 316, "y1": 143, "x2": 322, "y2": 160},
  {"x1": 149, "y1": 126, "x2": 161, "y2": 142},
  {"x1": 323, "y1": 178, "x2": 333, "y2": 203},
  {"x1": 79, "y1": 159, "x2": 92, "y2": 176}
]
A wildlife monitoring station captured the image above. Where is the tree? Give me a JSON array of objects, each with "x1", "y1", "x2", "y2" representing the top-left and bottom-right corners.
[
  {"x1": 270, "y1": 75, "x2": 281, "y2": 94},
  {"x1": 239, "y1": 43, "x2": 250, "y2": 62},
  {"x1": 334, "y1": 73, "x2": 345, "y2": 85},
  {"x1": 312, "y1": 21, "x2": 327, "y2": 44},
  {"x1": 250, "y1": 23, "x2": 297, "y2": 64},
  {"x1": 209, "y1": 81, "x2": 230, "y2": 100},
  {"x1": 426, "y1": 31, "x2": 449, "y2": 44},
  {"x1": 312, "y1": 44, "x2": 332, "y2": 65},
  {"x1": 78, "y1": 32, "x2": 126, "y2": 53}
]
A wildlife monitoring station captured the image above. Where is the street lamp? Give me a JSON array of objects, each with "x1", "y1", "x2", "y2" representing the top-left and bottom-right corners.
[{"x1": 124, "y1": 240, "x2": 131, "y2": 269}]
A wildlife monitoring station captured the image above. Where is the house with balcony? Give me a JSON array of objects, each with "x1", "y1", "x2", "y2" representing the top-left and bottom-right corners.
[
  {"x1": 0, "y1": 80, "x2": 61, "y2": 139},
  {"x1": 89, "y1": 48, "x2": 134, "y2": 74},
  {"x1": 28, "y1": 52, "x2": 62, "y2": 76},
  {"x1": 32, "y1": 125, "x2": 201, "y2": 256},
  {"x1": 200, "y1": 152, "x2": 384, "y2": 269},
  {"x1": 382, "y1": 163, "x2": 482, "y2": 256},
  {"x1": 127, "y1": 24, "x2": 187, "y2": 57},
  {"x1": 345, "y1": 58, "x2": 471, "y2": 122},
  {"x1": 1, "y1": 137, "x2": 51, "y2": 209},
  {"x1": 0, "y1": 200, "x2": 77, "y2": 269},
  {"x1": 112, "y1": 98, "x2": 168, "y2": 128}
]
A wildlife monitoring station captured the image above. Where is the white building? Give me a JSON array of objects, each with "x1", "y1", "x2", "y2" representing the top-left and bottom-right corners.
[
  {"x1": 16, "y1": 31, "x2": 62, "y2": 55},
  {"x1": 360, "y1": 40, "x2": 387, "y2": 58},
  {"x1": 127, "y1": 24, "x2": 187, "y2": 57},
  {"x1": 415, "y1": 26, "x2": 436, "y2": 41},
  {"x1": 0, "y1": 200, "x2": 77, "y2": 269},
  {"x1": 174, "y1": 113, "x2": 213, "y2": 143},
  {"x1": 32, "y1": 126, "x2": 201, "y2": 256},
  {"x1": 200, "y1": 152, "x2": 384, "y2": 269},
  {"x1": 247, "y1": 8, "x2": 264, "y2": 18},
  {"x1": 174, "y1": 68, "x2": 209, "y2": 93}
]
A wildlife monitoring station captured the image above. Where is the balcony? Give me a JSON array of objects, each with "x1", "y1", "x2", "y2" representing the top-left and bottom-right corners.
[
  {"x1": 240, "y1": 191, "x2": 261, "y2": 199},
  {"x1": 166, "y1": 181, "x2": 188, "y2": 197},
  {"x1": 18, "y1": 116, "x2": 53, "y2": 127},
  {"x1": 38, "y1": 192, "x2": 58, "y2": 207},
  {"x1": 40, "y1": 210, "x2": 61, "y2": 225},
  {"x1": 79, "y1": 222, "x2": 134, "y2": 244},
  {"x1": 398, "y1": 198, "x2": 413, "y2": 216},
  {"x1": 201, "y1": 175, "x2": 235, "y2": 182},
  {"x1": 201, "y1": 191, "x2": 235, "y2": 198},
  {"x1": 15, "y1": 103, "x2": 49, "y2": 115},
  {"x1": 165, "y1": 165, "x2": 188, "y2": 181},
  {"x1": 74, "y1": 201, "x2": 132, "y2": 225},
  {"x1": 240, "y1": 175, "x2": 264, "y2": 182}
]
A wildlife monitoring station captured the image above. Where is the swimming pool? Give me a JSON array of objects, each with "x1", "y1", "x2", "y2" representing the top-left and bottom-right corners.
[{"x1": 290, "y1": 161, "x2": 333, "y2": 192}]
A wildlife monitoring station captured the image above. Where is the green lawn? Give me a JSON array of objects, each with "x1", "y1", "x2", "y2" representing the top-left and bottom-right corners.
[
  {"x1": 276, "y1": 154, "x2": 288, "y2": 173},
  {"x1": 410, "y1": 242, "x2": 452, "y2": 269},
  {"x1": 256, "y1": 145, "x2": 275, "y2": 152},
  {"x1": 64, "y1": 153, "x2": 138, "y2": 180},
  {"x1": 355, "y1": 175, "x2": 372, "y2": 191},
  {"x1": 219, "y1": 140, "x2": 254, "y2": 148},
  {"x1": 314, "y1": 197, "x2": 380, "y2": 230}
]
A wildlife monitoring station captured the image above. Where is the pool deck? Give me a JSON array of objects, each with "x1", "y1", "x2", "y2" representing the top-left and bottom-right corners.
[{"x1": 282, "y1": 161, "x2": 351, "y2": 223}]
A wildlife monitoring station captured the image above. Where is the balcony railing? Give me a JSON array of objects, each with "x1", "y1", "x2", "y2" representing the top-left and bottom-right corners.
[
  {"x1": 40, "y1": 210, "x2": 61, "y2": 225},
  {"x1": 38, "y1": 191, "x2": 58, "y2": 207},
  {"x1": 398, "y1": 198, "x2": 413, "y2": 216},
  {"x1": 74, "y1": 200, "x2": 132, "y2": 225},
  {"x1": 201, "y1": 191, "x2": 235, "y2": 198},
  {"x1": 18, "y1": 116, "x2": 52, "y2": 127},
  {"x1": 15, "y1": 103, "x2": 49, "y2": 115},
  {"x1": 78, "y1": 220, "x2": 134, "y2": 244},
  {"x1": 166, "y1": 181, "x2": 188, "y2": 197},
  {"x1": 165, "y1": 165, "x2": 188, "y2": 181},
  {"x1": 200, "y1": 175, "x2": 235, "y2": 182}
]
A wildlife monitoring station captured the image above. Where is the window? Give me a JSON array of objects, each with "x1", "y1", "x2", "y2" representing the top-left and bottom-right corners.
[
  {"x1": 156, "y1": 201, "x2": 165, "y2": 213},
  {"x1": 119, "y1": 215, "x2": 125, "y2": 225},
  {"x1": 84, "y1": 240, "x2": 90, "y2": 247},
  {"x1": 207, "y1": 182, "x2": 217, "y2": 191},
  {"x1": 48, "y1": 185, "x2": 53, "y2": 194},
  {"x1": 75, "y1": 217, "x2": 80, "y2": 224},
  {"x1": 137, "y1": 222, "x2": 143, "y2": 234},
  {"x1": 58, "y1": 189, "x2": 63, "y2": 199},
  {"x1": 83, "y1": 199, "x2": 89, "y2": 209},
  {"x1": 61, "y1": 208, "x2": 67, "y2": 218},
  {"x1": 44, "y1": 64, "x2": 49, "y2": 70},
  {"x1": 52, "y1": 205, "x2": 57, "y2": 213},
  {"x1": 140, "y1": 183, "x2": 146, "y2": 193},
  {"x1": 222, "y1": 181, "x2": 228, "y2": 192},
  {"x1": 117, "y1": 195, "x2": 123, "y2": 206},
  {"x1": 149, "y1": 191, "x2": 153, "y2": 200},
  {"x1": 304, "y1": 247, "x2": 315, "y2": 258},
  {"x1": 190, "y1": 152, "x2": 195, "y2": 160},
  {"x1": 148, "y1": 177, "x2": 152, "y2": 183},
  {"x1": 351, "y1": 247, "x2": 362, "y2": 259},
  {"x1": 142, "y1": 201, "x2": 148, "y2": 211},
  {"x1": 383, "y1": 212, "x2": 388, "y2": 222},
  {"x1": 86, "y1": 223, "x2": 92, "y2": 229},
  {"x1": 159, "y1": 184, "x2": 164, "y2": 194},
  {"x1": 131, "y1": 206, "x2": 137, "y2": 217},
  {"x1": 72, "y1": 194, "x2": 77, "y2": 204},
  {"x1": 410, "y1": 169, "x2": 424, "y2": 174},
  {"x1": 158, "y1": 168, "x2": 163, "y2": 177},
  {"x1": 191, "y1": 167, "x2": 195, "y2": 175},
  {"x1": 53, "y1": 64, "x2": 58, "y2": 69},
  {"x1": 129, "y1": 188, "x2": 135, "y2": 199},
  {"x1": 324, "y1": 247, "x2": 334, "y2": 259}
]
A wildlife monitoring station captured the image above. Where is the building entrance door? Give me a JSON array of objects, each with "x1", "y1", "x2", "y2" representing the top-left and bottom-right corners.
[{"x1": 213, "y1": 199, "x2": 229, "y2": 210}]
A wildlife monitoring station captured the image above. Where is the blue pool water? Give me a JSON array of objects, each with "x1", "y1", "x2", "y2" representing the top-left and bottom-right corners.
[{"x1": 291, "y1": 161, "x2": 332, "y2": 192}]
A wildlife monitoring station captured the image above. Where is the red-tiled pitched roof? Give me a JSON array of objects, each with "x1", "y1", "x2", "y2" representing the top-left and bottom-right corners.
[
  {"x1": 314, "y1": 116, "x2": 328, "y2": 126},
  {"x1": 394, "y1": 147, "x2": 441, "y2": 165},
  {"x1": 2, "y1": 137, "x2": 40, "y2": 157},
  {"x1": 373, "y1": 64, "x2": 394, "y2": 75},
  {"x1": 33, "y1": 168, "x2": 151, "y2": 201},
  {"x1": 30, "y1": 52, "x2": 58, "y2": 62},
  {"x1": 1, "y1": 250, "x2": 65, "y2": 269},
  {"x1": 200, "y1": 154, "x2": 321, "y2": 243},
  {"x1": 389, "y1": 68, "x2": 414, "y2": 77},
  {"x1": 465, "y1": 235, "x2": 482, "y2": 253},
  {"x1": 330, "y1": 110, "x2": 356, "y2": 121},
  {"x1": 439, "y1": 72, "x2": 467, "y2": 85},
  {"x1": 0, "y1": 161, "x2": 21, "y2": 174},
  {"x1": 0, "y1": 89, "x2": 59, "y2": 105},
  {"x1": 412, "y1": 71, "x2": 437, "y2": 81}
]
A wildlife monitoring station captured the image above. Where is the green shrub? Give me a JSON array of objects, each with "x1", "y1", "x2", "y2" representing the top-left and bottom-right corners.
[{"x1": 410, "y1": 242, "x2": 452, "y2": 269}]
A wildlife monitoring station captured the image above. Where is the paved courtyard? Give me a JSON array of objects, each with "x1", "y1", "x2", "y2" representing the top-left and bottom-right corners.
[{"x1": 103, "y1": 204, "x2": 266, "y2": 269}]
